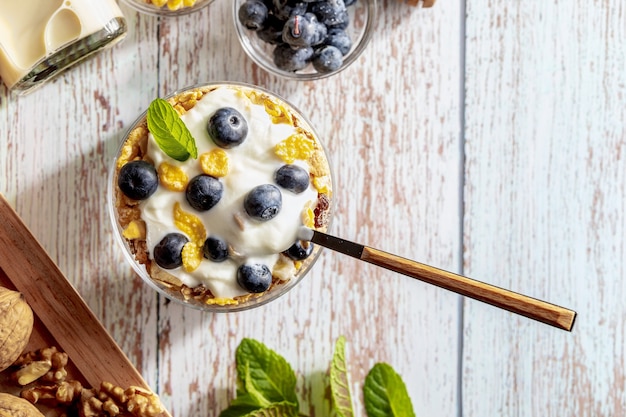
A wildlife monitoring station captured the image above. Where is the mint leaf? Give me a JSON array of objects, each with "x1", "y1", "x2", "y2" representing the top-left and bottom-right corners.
[
  {"x1": 146, "y1": 98, "x2": 198, "y2": 161},
  {"x1": 218, "y1": 400, "x2": 259, "y2": 417},
  {"x1": 235, "y1": 338, "x2": 299, "y2": 408},
  {"x1": 219, "y1": 401, "x2": 299, "y2": 417},
  {"x1": 330, "y1": 336, "x2": 354, "y2": 417},
  {"x1": 363, "y1": 363, "x2": 416, "y2": 417}
]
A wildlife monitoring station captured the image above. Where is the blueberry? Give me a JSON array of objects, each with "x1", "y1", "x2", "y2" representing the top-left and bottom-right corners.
[
  {"x1": 272, "y1": 1, "x2": 308, "y2": 20},
  {"x1": 153, "y1": 233, "x2": 188, "y2": 269},
  {"x1": 238, "y1": 0, "x2": 269, "y2": 30},
  {"x1": 186, "y1": 174, "x2": 223, "y2": 211},
  {"x1": 312, "y1": 45, "x2": 343, "y2": 72},
  {"x1": 273, "y1": 44, "x2": 314, "y2": 72},
  {"x1": 325, "y1": 28, "x2": 352, "y2": 55},
  {"x1": 244, "y1": 184, "x2": 282, "y2": 221},
  {"x1": 282, "y1": 14, "x2": 327, "y2": 48},
  {"x1": 203, "y1": 235, "x2": 229, "y2": 262},
  {"x1": 257, "y1": 15, "x2": 285, "y2": 44},
  {"x1": 283, "y1": 240, "x2": 315, "y2": 260},
  {"x1": 237, "y1": 263, "x2": 272, "y2": 293},
  {"x1": 207, "y1": 107, "x2": 248, "y2": 149},
  {"x1": 311, "y1": 0, "x2": 348, "y2": 27},
  {"x1": 275, "y1": 164, "x2": 310, "y2": 194},
  {"x1": 117, "y1": 160, "x2": 158, "y2": 200}
]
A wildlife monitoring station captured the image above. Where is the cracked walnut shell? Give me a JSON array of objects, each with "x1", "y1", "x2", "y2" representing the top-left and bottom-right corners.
[{"x1": 0, "y1": 287, "x2": 34, "y2": 372}]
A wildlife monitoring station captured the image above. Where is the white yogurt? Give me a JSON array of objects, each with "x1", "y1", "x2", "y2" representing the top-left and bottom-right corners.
[{"x1": 141, "y1": 87, "x2": 318, "y2": 299}]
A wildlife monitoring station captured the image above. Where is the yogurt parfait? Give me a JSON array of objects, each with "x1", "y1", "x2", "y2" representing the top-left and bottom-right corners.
[{"x1": 110, "y1": 83, "x2": 333, "y2": 311}]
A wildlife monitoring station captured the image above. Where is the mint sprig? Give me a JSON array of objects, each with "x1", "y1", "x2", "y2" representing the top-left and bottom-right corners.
[
  {"x1": 363, "y1": 363, "x2": 416, "y2": 417},
  {"x1": 330, "y1": 336, "x2": 354, "y2": 417},
  {"x1": 146, "y1": 98, "x2": 198, "y2": 161},
  {"x1": 220, "y1": 338, "x2": 299, "y2": 417},
  {"x1": 220, "y1": 338, "x2": 416, "y2": 417}
]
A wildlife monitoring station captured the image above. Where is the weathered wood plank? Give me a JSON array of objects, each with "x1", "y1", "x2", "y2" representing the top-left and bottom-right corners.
[{"x1": 463, "y1": 1, "x2": 626, "y2": 416}]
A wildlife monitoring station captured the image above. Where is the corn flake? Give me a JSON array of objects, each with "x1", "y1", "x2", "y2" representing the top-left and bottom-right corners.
[
  {"x1": 122, "y1": 220, "x2": 146, "y2": 240},
  {"x1": 173, "y1": 202, "x2": 206, "y2": 245},
  {"x1": 301, "y1": 205, "x2": 315, "y2": 228},
  {"x1": 312, "y1": 175, "x2": 331, "y2": 194},
  {"x1": 199, "y1": 149, "x2": 229, "y2": 177},
  {"x1": 167, "y1": 0, "x2": 183, "y2": 10},
  {"x1": 182, "y1": 242, "x2": 202, "y2": 272},
  {"x1": 159, "y1": 162, "x2": 188, "y2": 191},
  {"x1": 275, "y1": 133, "x2": 315, "y2": 164}
]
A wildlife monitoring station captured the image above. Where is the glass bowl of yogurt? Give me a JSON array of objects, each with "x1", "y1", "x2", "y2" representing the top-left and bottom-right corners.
[
  {"x1": 120, "y1": 0, "x2": 216, "y2": 17},
  {"x1": 108, "y1": 82, "x2": 334, "y2": 312},
  {"x1": 234, "y1": 0, "x2": 376, "y2": 80}
]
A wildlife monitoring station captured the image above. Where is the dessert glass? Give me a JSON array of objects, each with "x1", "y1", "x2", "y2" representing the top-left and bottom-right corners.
[
  {"x1": 120, "y1": 0, "x2": 216, "y2": 17},
  {"x1": 233, "y1": 0, "x2": 376, "y2": 80},
  {"x1": 108, "y1": 82, "x2": 334, "y2": 312}
]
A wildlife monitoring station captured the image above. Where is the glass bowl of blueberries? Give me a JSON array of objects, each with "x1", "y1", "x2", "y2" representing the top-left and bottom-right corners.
[{"x1": 234, "y1": 0, "x2": 376, "y2": 79}]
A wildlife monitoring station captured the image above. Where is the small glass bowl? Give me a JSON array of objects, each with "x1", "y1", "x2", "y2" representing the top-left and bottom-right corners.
[
  {"x1": 234, "y1": 0, "x2": 377, "y2": 80},
  {"x1": 120, "y1": 0, "x2": 216, "y2": 17},
  {"x1": 108, "y1": 82, "x2": 334, "y2": 312}
]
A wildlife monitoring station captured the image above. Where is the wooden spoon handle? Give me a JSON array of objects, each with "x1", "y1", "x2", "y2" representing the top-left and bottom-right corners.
[
  {"x1": 306, "y1": 229, "x2": 576, "y2": 331},
  {"x1": 404, "y1": 0, "x2": 437, "y2": 7},
  {"x1": 361, "y1": 246, "x2": 577, "y2": 331}
]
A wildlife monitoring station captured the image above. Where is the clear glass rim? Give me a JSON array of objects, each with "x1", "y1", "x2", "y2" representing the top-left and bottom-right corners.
[
  {"x1": 107, "y1": 81, "x2": 336, "y2": 312},
  {"x1": 120, "y1": 0, "x2": 215, "y2": 17},
  {"x1": 233, "y1": 0, "x2": 377, "y2": 81}
]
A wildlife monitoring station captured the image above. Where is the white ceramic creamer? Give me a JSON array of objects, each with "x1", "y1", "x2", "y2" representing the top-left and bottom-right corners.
[{"x1": 0, "y1": 0, "x2": 126, "y2": 94}]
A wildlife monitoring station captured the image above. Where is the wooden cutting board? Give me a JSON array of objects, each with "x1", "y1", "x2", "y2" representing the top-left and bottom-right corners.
[{"x1": 0, "y1": 194, "x2": 171, "y2": 417}]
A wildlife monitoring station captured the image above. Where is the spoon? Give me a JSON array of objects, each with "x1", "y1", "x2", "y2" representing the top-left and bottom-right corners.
[{"x1": 299, "y1": 227, "x2": 577, "y2": 332}]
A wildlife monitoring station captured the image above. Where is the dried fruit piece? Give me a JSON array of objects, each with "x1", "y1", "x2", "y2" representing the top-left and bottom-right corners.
[
  {"x1": 199, "y1": 149, "x2": 229, "y2": 177},
  {"x1": 275, "y1": 132, "x2": 315, "y2": 164},
  {"x1": 158, "y1": 162, "x2": 188, "y2": 191},
  {"x1": 0, "y1": 287, "x2": 34, "y2": 372},
  {"x1": 0, "y1": 392, "x2": 45, "y2": 417}
]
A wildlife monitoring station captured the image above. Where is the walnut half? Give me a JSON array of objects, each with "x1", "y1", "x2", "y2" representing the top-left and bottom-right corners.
[
  {"x1": 78, "y1": 382, "x2": 165, "y2": 417},
  {"x1": 21, "y1": 380, "x2": 83, "y2": 406}
]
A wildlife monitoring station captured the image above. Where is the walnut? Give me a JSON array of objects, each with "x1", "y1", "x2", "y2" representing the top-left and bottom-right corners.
[
  {"x1": 77, "y1": 389, "x2": 104, "y2": 417},
  {"x1": 21, "y1": 380, "x2": 83, "y2": 406},
  {"x1": 0, "y1": 287, "x2": 34, "y2": 373},
  {"x1": 13, "y1": 360, "x2": 52, "y2": 385},
  {"x1": 12, "y1": 346, "x2": 69, "y2": 384},
  {"x1": 124, "y1": 386, "x2": 165, "y2": 417},
  {"x1": 78, "y1": 383, "x2": 165, "y2": 417}
]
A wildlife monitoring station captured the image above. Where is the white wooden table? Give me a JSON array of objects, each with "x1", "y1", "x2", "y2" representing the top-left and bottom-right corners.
[{"x1": 1, "y1": 0, "x2": 624, "y2": 415}]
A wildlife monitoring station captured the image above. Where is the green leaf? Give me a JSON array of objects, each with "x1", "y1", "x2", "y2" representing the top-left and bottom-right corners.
[
  {"x1": 146, "y1": 98, "x2": 198, "y2": 161},
  {"x1": 330, "y1": 336, "x2": 354, "y2": 417},
  {"x1": 235, "y1": 339, "x2": 299, "y2": 408},
  {"x1": 219, "y1": 401, "x2": 299, "y2": 417},
  {"x1": 363, "y1": 363, "x2": 416, "y2": 417}
]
